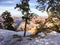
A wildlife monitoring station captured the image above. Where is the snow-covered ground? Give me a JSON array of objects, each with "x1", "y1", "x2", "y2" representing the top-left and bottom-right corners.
[{"x1": 0, "y1": 29, "x2": 60, "y2": 45}]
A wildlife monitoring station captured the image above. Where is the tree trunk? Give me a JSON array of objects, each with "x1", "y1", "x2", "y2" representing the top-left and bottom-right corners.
[{"x1": 24, "y1": 19, "x2": 27, "y2": 36}]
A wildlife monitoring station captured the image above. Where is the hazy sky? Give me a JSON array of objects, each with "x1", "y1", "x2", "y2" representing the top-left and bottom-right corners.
[{"x1": 0, "y1": 0, "x2": 48, "y2": 17}]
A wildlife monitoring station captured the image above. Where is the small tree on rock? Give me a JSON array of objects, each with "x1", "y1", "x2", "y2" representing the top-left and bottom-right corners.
[{"x1": 1, "y1": 11, "x2": 15, "y2": 31}]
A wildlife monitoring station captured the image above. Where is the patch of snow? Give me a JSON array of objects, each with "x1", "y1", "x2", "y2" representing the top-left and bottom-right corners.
[
  {"x1": 38, "y1": 32, "x2": 46, "y2": 37},
  {"x1": 16, "y1": 31, "x2": 31, "y2": 36},
  {"x1": 0, "y1": 29, "x2": 31, "y2": 36},
  {"x1": 48, "y1": 31, "x2": 57, "y2": 35},
  {"x1": 0, "y1": 29, "x2": 60, "y2": 45}
]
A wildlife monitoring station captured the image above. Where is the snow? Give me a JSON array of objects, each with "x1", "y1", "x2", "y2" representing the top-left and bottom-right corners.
[
  {"x1": 48, "y1": 31, "x2": 57, "y2": 35},
  {"x1": 0, "y1": 29, "x2": 31, "y2": 36},
  {"x1": 0, "y1": 29, "x2": 60, "y2": 45}
]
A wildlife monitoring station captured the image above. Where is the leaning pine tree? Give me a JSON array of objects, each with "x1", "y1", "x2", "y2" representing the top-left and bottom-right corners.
[{"x1": 36, "y1": 0, "x2": 60, "y2": 33}]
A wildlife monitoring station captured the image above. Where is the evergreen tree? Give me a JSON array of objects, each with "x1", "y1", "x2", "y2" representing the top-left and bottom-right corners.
[
  {"x1": 36, "y1": 0, "x2": 60, "y2": 33},
  {"x1": 1, "y1": 11, "x2": 15, "y2": 31},
  {"x1": 15, "y1": 0, "x2": 32, "y2": 36}
]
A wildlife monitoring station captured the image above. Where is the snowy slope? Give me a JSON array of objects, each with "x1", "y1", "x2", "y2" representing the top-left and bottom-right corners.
[{"x1": 0, "y1": 29, "x2": 60, "y2": 45}]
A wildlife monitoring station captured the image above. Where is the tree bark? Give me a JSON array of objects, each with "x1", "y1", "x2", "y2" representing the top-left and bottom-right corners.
[{"x1": 24, "y1": 19, "x2": 27, "y2": 36}]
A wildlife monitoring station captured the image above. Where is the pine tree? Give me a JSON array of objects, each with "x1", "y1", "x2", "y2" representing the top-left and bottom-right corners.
[
  {"x1": 15, "y1": 0, "x2": 32, "y2": 36},
  {"x1": 1, "y1": 11, "x2": 15, "y2": 31},
  {"x1": 36, "y1": 0, "x2": 60, "y2": 33}
]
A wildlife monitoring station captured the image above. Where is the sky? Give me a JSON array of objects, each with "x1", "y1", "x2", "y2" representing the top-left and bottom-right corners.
[{"x1": 0, "y1": 0, "x2": 48, "y2": 17}]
